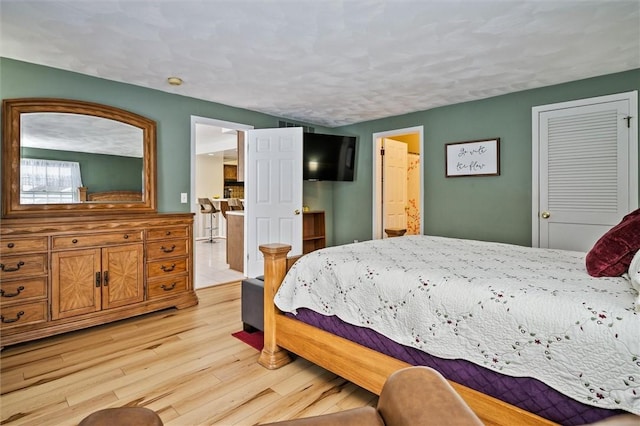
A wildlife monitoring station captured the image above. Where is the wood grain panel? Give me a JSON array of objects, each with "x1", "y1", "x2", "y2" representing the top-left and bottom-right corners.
[
  {"x1": 147, "y1": 258, "x2": 187, "y2": 279},
  {"x1": 146, "y1": 239, "x2": 188, "y2": 261},
  {"x1": 0, "y1": 253, "x2": 47, "y2": 280},
  {"x1": 0, "y1": 236, "x2": 48, "y2": 255},
  {"x1": 52, "y1": 231, "x2": 143, "y2": 250},
  {"x1": 147, "y1": 276, "x2": 188, "y2": 299},
  {"x1": 147, "y1": 226, "x2": 189, "y2": 241},
  {"x1": 226, "y1": 212, "x2": 244, "y2": 272},
  {"x1": 0, "y1": 300, "x2": 47, "y2": 329},
  {"x1": 51, "y1": 249, "x2": 101, "y2": 319},
  {"x1": 102, "y1": 244, "x2": 144, "y2": 310},
  {"x1": 0, "y1": 276, "x2": 46, "y2": 304}
]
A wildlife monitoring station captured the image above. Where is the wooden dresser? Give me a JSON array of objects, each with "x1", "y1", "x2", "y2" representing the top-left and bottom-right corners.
[{"x1": 0, "y1": 213, "x2": 198, "y2": 347}]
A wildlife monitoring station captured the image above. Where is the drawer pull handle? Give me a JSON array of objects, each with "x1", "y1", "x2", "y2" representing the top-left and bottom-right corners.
[
  {"x1": 7, "y1": 243, "x2": 15, "y2": 248},
  {"x1": 123, "y1": 234, "x2": 129, "y2": 239},
  {"x1": 161, "y1": 245, "x2": 176, "y2": 253},
  {"x1": 0, "y1": 286, "x2": 25, "y2": 298},
  {"x1": 1, "y1": 311, "x2": 24, "y2": 324},
  {"x1": 0, "y1": 261, "x2": 25, "y2": 272},
  {"x1": 161, "y1": 282, "x2": 177, "y2": 291},
  {"x1": 166, "y1": 231, "x2": 172, "y2": 236},
  {"x1": 96, "y1": 272, "x2": 101, "y2": 287},
  {"x1": 72, "y1": 239, "x2": 78, "y2": 244},
  {"x1": 161, "y1": 264, "x2": 176, "y2": 272}
]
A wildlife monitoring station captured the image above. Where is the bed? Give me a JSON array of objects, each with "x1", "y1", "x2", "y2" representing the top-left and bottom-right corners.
[
  {"x1": 258, "y1": 235, "x2": 640, "y2": 426},
  {"x1": 78, "y1": 186, "x2": 143, "y2": 202}
]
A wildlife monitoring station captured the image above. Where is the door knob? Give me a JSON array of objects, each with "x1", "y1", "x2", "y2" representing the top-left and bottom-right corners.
[
  {"x1": 541, "y1": 211, "x2": 551, "y2": 219},
  {"x1": 294, "y1": 209, "x2": 301, "y2": 215}
]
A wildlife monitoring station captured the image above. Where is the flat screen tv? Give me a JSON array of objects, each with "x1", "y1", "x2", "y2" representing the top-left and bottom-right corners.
[{"x1": 303, "y1": 132, "x2": 356, "y2": 181}]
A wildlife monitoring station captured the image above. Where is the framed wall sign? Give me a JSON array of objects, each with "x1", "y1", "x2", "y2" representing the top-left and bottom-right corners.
[{"x1": 445, "y1": 138, "x2": 500, "y2": 177}]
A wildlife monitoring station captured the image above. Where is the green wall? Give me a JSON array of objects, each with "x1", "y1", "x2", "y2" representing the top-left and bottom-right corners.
[
  {"x1": 334, "y1": 69, "x2": 640, "y2": 246},
  {"x1": 23, "y1": 147, "x2": 143, "y2": 192},
  {"x1": 2, "y1": 58, "x2": 638, "y2": 248}
]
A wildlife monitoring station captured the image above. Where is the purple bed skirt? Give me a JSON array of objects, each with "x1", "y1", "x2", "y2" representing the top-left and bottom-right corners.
[{"x1": 288, "y1": 309, "x2": 624, "y2": 425}]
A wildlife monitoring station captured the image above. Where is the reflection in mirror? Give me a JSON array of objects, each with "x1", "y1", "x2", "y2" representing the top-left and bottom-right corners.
[
  {"x1": 2, "y1": 98, "x2": 156, "y2": 218},
  {"x1": 20, "y1": 113, "x2": 144, "y2": 204}
]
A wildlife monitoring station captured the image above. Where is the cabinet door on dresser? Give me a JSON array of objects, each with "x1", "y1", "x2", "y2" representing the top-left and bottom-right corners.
[
  {"x1": 0, "y1": 237, "x2": 49, "y2": 329},
  {"x1": 51, "y1": 238, "x2": 144, "y2": 320},
  {"x1": 51, "y1": 248, "x2": 102, "y2": 319},
  {"x1": 101, "y1": 244, "x2": 144, "y2": 309}
]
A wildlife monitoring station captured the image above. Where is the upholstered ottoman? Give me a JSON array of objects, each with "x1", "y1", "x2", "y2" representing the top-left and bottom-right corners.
[
  {"x1": 241, "y1": 276, "x2": 264, "y2": 332},
  {"x1": 79, "y1": 407, "x2": 163, "y2": 426}
]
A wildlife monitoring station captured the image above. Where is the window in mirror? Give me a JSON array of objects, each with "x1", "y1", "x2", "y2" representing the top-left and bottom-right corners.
[{"x1": 20, "y1": 158, "x2": 83, "y2": 204}]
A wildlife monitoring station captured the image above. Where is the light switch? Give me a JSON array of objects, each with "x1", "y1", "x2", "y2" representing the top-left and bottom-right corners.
[{"x1": 180, "y1": 193, "x2": 188, "y2": 203}]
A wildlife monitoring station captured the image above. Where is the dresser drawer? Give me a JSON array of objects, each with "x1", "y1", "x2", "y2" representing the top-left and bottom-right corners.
[
  {"x1": 147, "y1": 239, "x2": 188, "y2": 261},
  {"x1": 147, "y1": 276, "x2": 188, "y2": 299},
  {"x1": 0, "y1": 277, "x2": 47, "y2": 304},
  {"x1": 147, "y1": 226, "x2": 189, "y2": 241},
  {"x1": 0, "y1": 237, "x2": 48, "y2": 255},
  {"x1": 52, "y1": 231, "x2": 143, "y2": 250},
  {"x1": 0, "y1": 301, "x2": 47, "y2": 329},
  {"x1": 147, "y1": 258, "x2": 188, "y2": 279},
  {"x1": 0, "y1": 254, "x2": 47, "y2": 280}
]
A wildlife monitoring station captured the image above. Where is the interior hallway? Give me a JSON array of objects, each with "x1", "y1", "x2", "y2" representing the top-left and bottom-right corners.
[{"x1": 195, "y1": 237, "x2": 245, "y2": 288}]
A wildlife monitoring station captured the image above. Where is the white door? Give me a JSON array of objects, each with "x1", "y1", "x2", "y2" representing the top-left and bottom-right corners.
[
  {"x1": 244, "y1": 127, "x2": 303, "y2": 278},
  {"x1": 383, "y1": 138, "x2": 408, "y2": 234},
  {"x1": 533, "y1": 91, "x2": 638, "y2": 251}
]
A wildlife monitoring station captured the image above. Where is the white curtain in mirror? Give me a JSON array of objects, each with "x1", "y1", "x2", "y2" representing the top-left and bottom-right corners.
[{"x1": 20, "y1": 158, "x2": 83, "y2": 204}]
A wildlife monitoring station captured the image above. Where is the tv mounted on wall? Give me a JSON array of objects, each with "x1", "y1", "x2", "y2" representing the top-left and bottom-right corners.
[{"x1": 303, "y1": 132, "x2": 357, "y2": 181}]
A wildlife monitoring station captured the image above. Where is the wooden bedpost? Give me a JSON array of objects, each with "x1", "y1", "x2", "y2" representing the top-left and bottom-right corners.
[
  {"x1": 258, "y1": 244, "x2": 293, "y2": 369},
  {"x1": 78, "y1": 186, "x2": 87, "y2": 201}
]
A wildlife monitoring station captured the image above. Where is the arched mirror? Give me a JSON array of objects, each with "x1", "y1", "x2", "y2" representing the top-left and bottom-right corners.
[{"x1": 1, "y1": 98, "x2": 156, "y2": 218}]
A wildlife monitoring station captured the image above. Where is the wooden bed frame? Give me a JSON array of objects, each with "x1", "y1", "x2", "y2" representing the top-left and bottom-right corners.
[
  {"x1": 258, "y1": 244, "x2": 557, "y2": 426},
  {"x1": 78, "y1": 186, "x2": 143, "y2": 202}
]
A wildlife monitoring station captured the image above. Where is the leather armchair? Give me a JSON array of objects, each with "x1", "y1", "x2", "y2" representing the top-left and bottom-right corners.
[
  {"x1": 261, "y1": 366, "x2": 483, "y2": 426},
  {"x1": 262, "y1": 366, "x2": 639, "y2": 426}
]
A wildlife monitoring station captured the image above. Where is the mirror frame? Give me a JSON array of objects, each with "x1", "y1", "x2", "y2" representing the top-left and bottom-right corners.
[{"x1": 1, "y1": 98, "x2": 157, "y2": 218}]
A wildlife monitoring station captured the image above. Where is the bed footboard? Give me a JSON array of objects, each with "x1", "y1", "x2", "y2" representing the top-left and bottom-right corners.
[{"x1": 258, "y1": 244, "x2": 294, "y2": 369}]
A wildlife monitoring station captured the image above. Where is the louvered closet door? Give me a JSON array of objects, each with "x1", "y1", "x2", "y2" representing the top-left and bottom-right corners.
[{"x1": 539, "y1": 99, "x2": 632, "y2": 251}]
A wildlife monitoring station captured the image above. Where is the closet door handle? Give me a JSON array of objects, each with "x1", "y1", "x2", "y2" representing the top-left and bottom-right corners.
[
  {"x1": 95, "y1": 272, "x2": 101, "y2": 287},
  {"x1": 103, "y1": 271, "x2": 109, "y2": 286}
]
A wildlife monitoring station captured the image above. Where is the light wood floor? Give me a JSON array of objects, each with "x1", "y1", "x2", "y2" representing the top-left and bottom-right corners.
[{"x1": 0, "y1": 282, "x2": 377, "y2": 425}]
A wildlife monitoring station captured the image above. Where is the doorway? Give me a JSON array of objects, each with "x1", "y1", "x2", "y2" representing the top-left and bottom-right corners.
[
  {"x1": 190, "y1": 116, "x2": 253, "y2": 288},
  {"x1": 372, "y1": 126, "x2": 424, "y2": 239}
]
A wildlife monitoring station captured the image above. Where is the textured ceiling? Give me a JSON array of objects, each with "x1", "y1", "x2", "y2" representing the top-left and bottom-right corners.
[
  {"x1": 22, "y1": 113, "x2": 143, "y2": 157},
  {"x1": 1, "y1": 0, "x2": 639, "y2": 128}
]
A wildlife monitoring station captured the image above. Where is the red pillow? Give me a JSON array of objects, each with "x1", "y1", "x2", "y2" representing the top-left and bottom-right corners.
[{"x1": 585, "y1": 209, "x2": 640, "y2": 277}]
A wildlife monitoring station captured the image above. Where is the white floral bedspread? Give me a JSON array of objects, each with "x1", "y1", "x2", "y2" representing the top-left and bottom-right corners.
[{"x1": 275, "y1": 236, "x2": 640, "y2": 414}]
